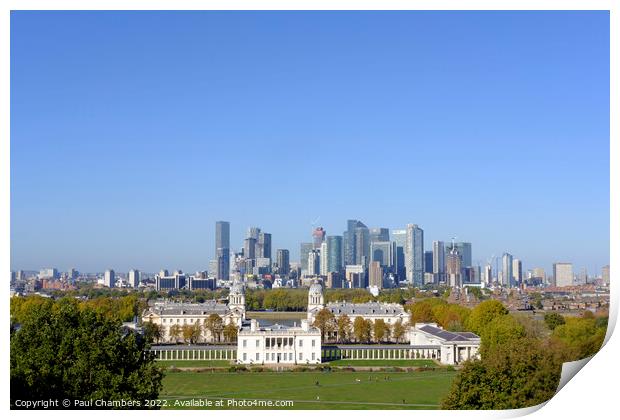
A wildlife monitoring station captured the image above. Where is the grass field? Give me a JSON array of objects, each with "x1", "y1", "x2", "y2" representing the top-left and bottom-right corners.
[
  {"x1": 327, "y1": 359, "x2": 438, "y2": 367},
  {"x1": 157, "y1": 360, "x2": 232, "y2": 368},
  {"x1": 160, "y1": 370, "x2": 456, "y2": 409}
]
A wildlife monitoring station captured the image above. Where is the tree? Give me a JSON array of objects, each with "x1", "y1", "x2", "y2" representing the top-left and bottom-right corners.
[
  {"x1": 442, "y1": 337, "x2": 562, "y2": 409},
  {"x1": 479, "y1": 314, "x2": 526, "y2": 356},
  {"x1": 336, "y1": 314, "x2": 351, "y2": 343},
  {"x1": 168, "y1": 324, "x2": 182, "y2": 343},
  {"x1": 352, "y1": 317, "x2": 372, "y2": 343},
  {"x1": 11, "y1": 298, "x2": 163, "y2": 408},
  {"x1": 392, "y1": 320, "x2": 406, "y2": 343},
  {"x1": 373, "y1": 319, "x2": 390, "y2": 343},
  {"x1": 182, "y1": 323, "x2": 202, "y2": 344},
  {"x1": 312, "y1": 308, "x2": 336, "y2": 342},
  {"x1": 551, "y1": 316, "x2": 606, "y2": 360},
  {"x1": 466, "y1": 300, "x2": 509, "y2": 335},
  {"x1": 223, "y1": 323, "x2": 238, "y2": 343},
  {"x1": 204, "y1": 314, "x2": 224, "y2": 343},
  {"x1": 544, "y1": 312, "x2": 565, "y2": 331},
  {"x1": 143, "y1": 322, "x2": 163, "y2": 344}
]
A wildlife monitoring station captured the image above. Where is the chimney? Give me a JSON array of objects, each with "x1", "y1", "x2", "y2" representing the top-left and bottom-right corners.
[{"x1": 251, "y1": 319, "x2": 258, "y2": 332}]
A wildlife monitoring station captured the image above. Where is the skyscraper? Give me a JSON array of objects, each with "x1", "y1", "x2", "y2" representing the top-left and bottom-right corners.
[
  {"x1": 300, "y1": 242, "x2": 313, "y2": 274},
  {"x1": 370, "y1": 241, "x2": 392, "y2": 268},
  {"x1": 405, "y1": 224, "x2": 424, "y2": 285},
  {"x1": 308, "y1": 249, "x2": 320, "y2": 276},
  {"x1": 312, "y1": 227, "x2": 326, "y2": 249},
  {"x1": 602, "y1": 265, "x2": 610, "y2": 285},
  {"x1": 320, "y1": 241, "x2": 328, "y2": 275},
  {"x1": 369, "y1": 227, "x2": 390, "y2": 242},
  {"x1": 502, "y1": 253, "x2": 513, "y2": 288},
  {"x1": 217, "y1": 248, "x2": 230, "y2": 280},
  {"x1": 257, "y1": 232, "x2": 272, "y2": 259},
  {"x1": 215, "y1": 221, "x2": 230, "y2": 250},
  {"x1": 446, "y1": 242, "x2": 472, "y2": 268},
  {"x1": 392, "y1": 229, "x2": 407, "y2": 281},
  {"x1": 247, "y1": 227, "x2": 261, "y2": 240},
  {"x1": 276, "y1": 249, "x2": 290, "y2": 277},
  {"x1": 326, "y1": 235, "x2": 343, "y2": 273},
  {"x1": 432, "y1": 241, "x2": 445, "y2": 282},
  {"x1": 354, "y1": 224, "x2": 370, "y2": 267},
  {"x1": 512, "y1": 258, "x2": 522, "y2": 286},
  {"x1": 553, "y1": 263, "x2": 573, "y2": 287},
  {"x1": 446, "y1": 247, "x2": 462, "y2": 288},
  {"x1": 369, "y1": 261, "x2": 383, "y2": 289},
  {"x1": 128, "y1": 269, "x2": 140, "y2": 288},
  {"x1": 104, "y1": 269, "x2": 115, "y2": 288},
  {"x1": 244, "y1": 238, "x2": 257, "y2": 259},
  {"x1": 344, "y1": 220, "x2": 367, "y2": 266},
  {"x1": 424, "y1": 251, "x2": 432, "y2": 274},
  {"x1": 483, "y1": 264, "x2": 492, "y2": 285},
  {"x1": 215, "y1": 221, "x2": 230, "y2": 281}
]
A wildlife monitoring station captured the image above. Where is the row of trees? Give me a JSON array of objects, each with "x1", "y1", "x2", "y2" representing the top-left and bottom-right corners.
[
  {"x1": 143, "y1": 314, "x2": 238, "y2": 345},
  {"x1": 11, "y1": 294, "x2": 146, "y2": 324},
  {"x1": 311, "y1": 308, "x2": 408, "y2": 344}
]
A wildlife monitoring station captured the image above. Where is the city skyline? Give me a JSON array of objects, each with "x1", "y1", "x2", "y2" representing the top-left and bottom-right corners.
[{"x1": 10, "y1": 11, "x2": 609, "y2": 274}]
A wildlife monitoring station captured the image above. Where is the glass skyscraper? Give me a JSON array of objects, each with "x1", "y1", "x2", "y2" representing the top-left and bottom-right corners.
[
  {"x1": 405, "y1": 224, "x2": 424, "y2": 285},
  {"x1": 326, "y1": 235, "x2": 343, "y2": 273}
]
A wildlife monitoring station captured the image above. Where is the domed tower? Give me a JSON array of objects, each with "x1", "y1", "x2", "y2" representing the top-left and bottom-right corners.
[
  {"x1": 307, "y1": 280, "x2": 324, "y2": 313},
  {"x1": 228, "y1": 282, "x2": 246, "y2": 320}
]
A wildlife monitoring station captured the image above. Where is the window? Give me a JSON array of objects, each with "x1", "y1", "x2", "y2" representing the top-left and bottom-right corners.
[
  {"x1": 299, "y1": 353, "x2": 303, "y2": 360},
  {"x1": 312, "y1": 339, "x2": 315, "y2": 347},
  {"x1": 243, "y1": 353, "x2": 247, "y2": 361},
  {"x1": 312, "y1": 353, "x2": 315, "y2": 360},
  {"x1": 290, "y1": 353, "x2": 293, "y2": 360},
  {"x1": 299, "y1": 340, "x2": 303, "y2": 347},
  {"x1": 283, "y1": 353, "x2": 287, "y2": 361},
  {"x1": 243, "y1": 340, "x2": 247, "y2": 348},
  {"x1": 256, "y1": 353, "x2": 260, "y2": 361},
  {"x1": 256, "y1": 339, "x2": 260, "y2": 347}
]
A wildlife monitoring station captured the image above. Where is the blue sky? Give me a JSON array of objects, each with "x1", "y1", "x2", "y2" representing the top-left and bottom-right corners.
[{"x1": 10, "y1": 11, "x2": 609, "y2": 275}]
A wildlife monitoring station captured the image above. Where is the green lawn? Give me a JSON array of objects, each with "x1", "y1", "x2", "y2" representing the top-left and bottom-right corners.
[
  {"x1": 157, "y1": 360, "x2": 232, "y2": 368},
  {"x1": 327, "y1": 359, "x2": 438, "y2": 367},
  {"x1": 160, "y1": 370, "x2": 456, "y2": 409}
]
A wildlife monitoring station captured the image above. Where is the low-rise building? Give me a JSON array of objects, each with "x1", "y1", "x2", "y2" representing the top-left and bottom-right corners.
[
  {"x1": 237, "y1": 319, "x2": 321, "y2": 365},
  {"x1": 409, "y1": 322, "x2": 480, "y2": 365}
]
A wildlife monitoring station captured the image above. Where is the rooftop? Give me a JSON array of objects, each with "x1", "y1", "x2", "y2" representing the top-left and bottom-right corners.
[
  {"x1": 325, "y1": 301, "x2": 407, "y2": 316},
  {"x1": 417, "y1": 324, "x2": 480, "y2": 343}
]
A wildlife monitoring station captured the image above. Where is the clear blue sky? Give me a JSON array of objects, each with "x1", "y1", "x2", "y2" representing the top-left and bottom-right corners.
[{"x1": 10, "y1": 11, "x2": 609, "y2": 275}]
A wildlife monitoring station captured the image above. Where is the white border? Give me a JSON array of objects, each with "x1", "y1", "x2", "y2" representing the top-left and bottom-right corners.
[{"x1": 1, "y1": 2, "x2": 616, "y2": 420}]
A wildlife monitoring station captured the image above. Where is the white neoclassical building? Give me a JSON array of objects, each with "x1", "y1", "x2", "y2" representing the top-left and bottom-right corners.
[
  {"x1": 409, "y1": 322, "x2": 480, "y2": 365},
  {"x1": 306, "y1": 281, "x2": 408, "y2": 331},
  {"x1": 237, "y1": 318, "x2": 321, "y2": 365},
  {"x1": 141, "y1": 282, "x2": 246, "y2": 343}
]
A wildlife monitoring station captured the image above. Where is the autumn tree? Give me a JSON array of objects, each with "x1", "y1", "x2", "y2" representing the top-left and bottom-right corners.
[
  {"x1": 312, "y1": 308, "x2": 336, "y2": 342},
  {"x1": 336, "y1": 314, "x2": 351, "y2": 343},
  {"x1": 204, "y1": 314, "x2": 224, "y2": 343},
  {"x1": 168, "y1": 324, "x2": 182, "y2": 343},
  {"x1": 392, "y1": 320, "x2": 406, "y2": 343},
  {"x1": 373, "y1": 319, "x2": 390, "y2": 343},
  {"x1": 353, "y1": 317, "x2": 372, "y2": 343},
  {"x1": 182, "y1": 323, "x2": 202, "y2": 344},
  {"x1": 223, "y1": 323, "x2": 238, "y2": 343},
  {"x1": 466, "y1": 299, "x2": 509, "y2": 335}
]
